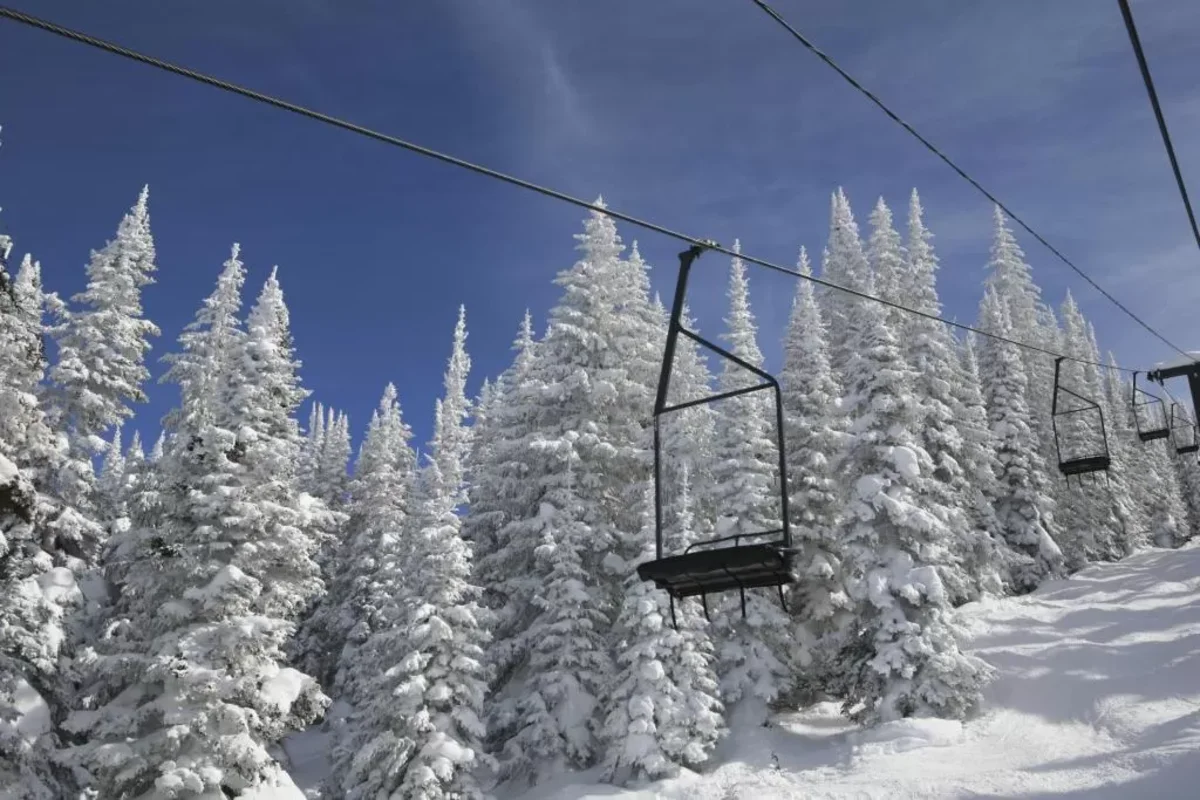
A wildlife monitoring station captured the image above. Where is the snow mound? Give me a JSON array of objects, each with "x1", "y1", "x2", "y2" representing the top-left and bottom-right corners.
[
  {"x1": 37, "y1": 565, "x2": 80, "y2": 606},
  {"x1": 889, "y1": 445, "x2": 921, "y2": 479},
  {"x1": 847, "y1": 717, "x2": 962, "y2": 756},
  {"x1": 239, "y1": 765, "x2": 308, "y2": 799},
  {"x1": 261, "y1": 666, "x2": 310, "y2": 713},
  {"x1": 3, "y1": 677, "x2": 52, "y2": 742}
]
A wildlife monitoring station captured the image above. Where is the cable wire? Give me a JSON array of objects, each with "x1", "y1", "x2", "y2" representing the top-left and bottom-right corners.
[
  {"x1": 1117, "y1": 0, "x2": 1200, "y2": 256},
  {"x1": 747, "y1": 0, "x2": 1191, "y2": 361},
  {"x1": 0, "y1": 4, "x2": 1146, "y2": 374}
]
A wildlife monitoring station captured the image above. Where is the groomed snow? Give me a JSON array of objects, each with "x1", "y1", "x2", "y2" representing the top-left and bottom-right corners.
[{"x1": 499, "y1": 542, "x2": 1200, "y2": 799}]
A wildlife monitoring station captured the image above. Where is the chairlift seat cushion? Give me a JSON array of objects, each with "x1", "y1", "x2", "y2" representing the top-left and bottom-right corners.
[
  {"x1": 1060, "y1": 454, "x2": 1110, "y2": 476},
  {"x1": 637, "y1": 543, "x2": 795, "y2": 598},
  {"x1": 1139, "y1": 428, "x2": 1170, "y2": 442},
  {"x1": 1179, "y1": 444, "x2": 1200, "y2": 455}
]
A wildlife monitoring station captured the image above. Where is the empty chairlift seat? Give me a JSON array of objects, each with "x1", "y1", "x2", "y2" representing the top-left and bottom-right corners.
[
  {"x1": 638, "y1": 242, "x2": 796, "y2": 625},
  {"x1": 1051, "y1": 357, "x2": 1112, "y2": 482},
  {"x1": 637, "y1": 534, "x2": 796, "y2": 599}
]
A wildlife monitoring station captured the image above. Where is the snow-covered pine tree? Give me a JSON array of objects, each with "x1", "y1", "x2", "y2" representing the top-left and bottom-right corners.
[
  {"x1": 330, "y1": 383, "x2": 416, "y2": 698},
  {"x1": 45, "y1": 187, "x2": 159, "y2": 562},
  {"x1": 777, "y1": 246, "x2": 851, "y2": 701},
  {"x1": 297, "y1": 400, "x2": 325, "y2": 497},
  {"x1": 0, "y1": 254, "x2": 100, "y2": 571},
  {"x1": 867, "y1": 196, "x2": 907, "y2": 334},
  {"x1": 901, "y1": 190, "x2": 1003, "y2": 604},
  {"x1": 438, "y1": 305, "x2": 473, "y2": 503},
  {"x1": 1053, "y1": 291, "x2": 1127, "y2": 567},
  {"x1": 489, "y1": 201, "x2": 660, "y2": 782},
  {"x1": 1105, "y1": 354, "x2": 1184, "y2": 549},
  {"x1": 94, "y1": 426, "x2": 126, "y2": 532},
  {"x1": 0, "y1": 237, "x2": 77, "y2": 799},
  {"x1": 833, "y1": 245, "x2": 992, "y2": 725},
  {"x1": 983, "y1": 206, "x2": 1060, "y2": 534},
  {"x1": 601, "y1": 482, "x2": 723, "y2": 786},
  {"x1": 149, "y1": 430, "x2": 165, "y2": 462},
  {"x1": 470, "y1": 312, "x2": 543, "y2": 700},
  {"x1": 317, "y1": 407, "x2": 352, "y2": 511},
  {"x1": 956, "y1": 334, "x2": 1019, "y2": 590},
  {"x1": 1173, "y1": 455, "x2": 1200, "y2": 541},
  {"x1": 1081, "y1": 321, "x2": 1143, "y2": 558},
  {"x1": 976, "y1": 285, "x2": 1063, "y2": 590},
  {"x1": 820, "y1": 189, "x2": 873, "y2": 375},
  {"x1": 340, "y1": 309, "x2": 489, "y2": 800},
  {"x1": 227, "y1": 267, "x2": 336, "y2": 620},
  {"x1": 65, "y1": 249, "x2": 328, "y2": 798},
  {"x1": 708, "y1": 241, "x2": 791, "y2": 710}
]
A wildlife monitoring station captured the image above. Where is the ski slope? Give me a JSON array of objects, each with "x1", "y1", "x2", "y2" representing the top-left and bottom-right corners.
[{"x1": 507, "y1": 543, "x2": 1200, "y2": 800}]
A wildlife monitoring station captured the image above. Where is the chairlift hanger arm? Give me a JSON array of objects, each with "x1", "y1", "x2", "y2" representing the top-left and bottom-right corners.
[
  {"x1": 654, "y1": 243, "x2": 714, "y2": 417},
  {"x1": 1056, "y1": 386, "x2": 1102, "y2": 412}
]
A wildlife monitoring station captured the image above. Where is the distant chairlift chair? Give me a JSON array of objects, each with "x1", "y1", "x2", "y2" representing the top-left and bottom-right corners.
[
  {"x1": 1132, "y1": 372, "x2": 1170, "y2": 442},
  {"x1": 1051, "y1": 356, "x2": 1111, "y2": 486},
  {"x1": 636, "y1": 242, "x2": 796, "y2": 628},
  {"x1": 1169, "y1": 402, "x2": 1199, "y2": 455}
]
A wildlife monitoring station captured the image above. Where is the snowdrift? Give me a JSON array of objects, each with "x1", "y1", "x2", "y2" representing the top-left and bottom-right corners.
[{"x1": 488, "y1": 543, "x2": 1200, "y2": 800}]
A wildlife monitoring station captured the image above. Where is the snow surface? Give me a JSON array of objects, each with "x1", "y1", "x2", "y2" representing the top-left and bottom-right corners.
[
  {"x1": 490, "y1": 543, "x2": 1200, "y2": 799},
  {"x1": 10, "y1": 677, "x2": 51, "y2": 741},
  {"x1": 282, "y1": 699, "x2": 351, "y2": 798}
]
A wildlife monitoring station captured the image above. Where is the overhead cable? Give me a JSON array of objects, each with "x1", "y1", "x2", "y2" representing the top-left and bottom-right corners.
[
  {"x1": 747, "y1": 0, "x2": 1191, "y2": 361},
  {"x1": 1116, "y1": 0, "x2": 1200, "y2": 255},
  {"x1": 0, "y1": 5, "x2": 1147, "y2": 373}
]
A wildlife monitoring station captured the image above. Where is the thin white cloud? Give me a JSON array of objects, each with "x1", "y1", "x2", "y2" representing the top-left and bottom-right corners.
[{"x1": 440, "y1": 0, "x2": 595, "y2": 162}]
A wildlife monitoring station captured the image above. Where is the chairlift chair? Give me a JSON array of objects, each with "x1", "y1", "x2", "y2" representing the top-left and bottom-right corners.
[
  {"x1": 1051, "y1": 357, "x2": 1111, "y2": 486},
  {"x1": 1169, "y1": 402, "x2": 1199, "y2": 455},
  {"x1": 1131, "y1": 372, "x2": 1170, "y2": 442},
  {"x1": 636, "y1": 242, "x2": 796, "y2": 628}
]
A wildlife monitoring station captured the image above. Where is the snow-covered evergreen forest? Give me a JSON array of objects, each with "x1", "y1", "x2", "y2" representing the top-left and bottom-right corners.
[{"x1": 2, "y1": 178, "x2": 1197, "y2": 800}]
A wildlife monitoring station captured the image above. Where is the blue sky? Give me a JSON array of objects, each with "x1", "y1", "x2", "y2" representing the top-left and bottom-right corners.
[{"x1": 2, "y1": 0, "x2": 1199, "y2": 454}]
